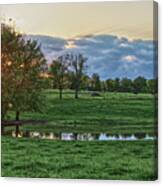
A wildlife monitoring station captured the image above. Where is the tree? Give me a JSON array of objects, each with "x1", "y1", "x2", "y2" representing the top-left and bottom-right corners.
[
  {"x1": 120, "y1": 78, "x2": 133, "y2": 92},
  {"x1": 13, "y1": 39, "x2": 47, "y2": 121},
  {"x1": 69, "y1": 54, "x2": 87, "y2": 99},
  {"x1": 65, "y1": 71, "x2": 75, "y2": 90},
  {"x1": 133, "y1": 76, "x2": 147, "y2": 94},
  {"x1": 80, "y1": 75, "x2": 91, "y2": 90},
  {"x1": 101, "y1": 81, "x2": 107, "y2": 92},
  {"x1": 114, "y1": 78, "x2": 120, "y2": 92},
  {"x1": 50, "y1": 56, "x2": 68, "y2": 99},
  {"x1": 1, "y1": 23, "x2": 20, "y2": 120},
  {"x1": 1, "y1": 23, "x2": 47, "y2": 121},
  {"x1": 147, "y1": 79, "x2": 157, "y2": 94},
  {"x1": 91, "y1": 73, "x2": 101, "y2": 91},
  {"x1": 106, "y1": 79, "x2": 114, "y2": 92}
]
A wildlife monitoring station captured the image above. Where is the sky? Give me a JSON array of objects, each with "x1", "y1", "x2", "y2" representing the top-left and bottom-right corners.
[
  {"x1": 0, "y1": 1, "x2": 156, "y2": 80},
  {"x1": 0, "y1": 1, "x2": 154, "y2": 40}
]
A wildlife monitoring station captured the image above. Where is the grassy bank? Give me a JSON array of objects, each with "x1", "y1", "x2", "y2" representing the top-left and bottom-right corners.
[
  {"x1": 6, "y1": 90, "x2": 156, "y2": 134},
  {"x1": 1, "y1": 137, "x2": 157, "y2": 180}
]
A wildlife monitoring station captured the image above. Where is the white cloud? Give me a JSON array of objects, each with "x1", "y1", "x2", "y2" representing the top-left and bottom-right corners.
[
  {"x1": 121, "y1": 55, "x2": 138, "y2": 62},
  {"x1": 119, "y1": 43, "x2": 133, "y2": 48},
  {"x1": 27, "y1": 34, "x2": 154, "y2": 79}
]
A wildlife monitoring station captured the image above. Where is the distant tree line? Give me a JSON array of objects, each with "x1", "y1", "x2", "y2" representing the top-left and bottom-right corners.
[
  {"x1": 86, "y1": 75, "x2": 158, "y2": 95},
  {"x1": 49, "y1": 58, "x2": 157, "y2": 97}
]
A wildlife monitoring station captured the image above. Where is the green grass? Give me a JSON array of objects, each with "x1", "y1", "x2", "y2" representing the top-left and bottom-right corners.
[
  {"x1": 6, "y1": 89, "x2": 156, "y2": 134},
  {"x1": 2, "y1": 90, "x2": 157, "y2": 180},
  {"x1": 1, "y1": 137, "x2": 157, "y2": 180}
]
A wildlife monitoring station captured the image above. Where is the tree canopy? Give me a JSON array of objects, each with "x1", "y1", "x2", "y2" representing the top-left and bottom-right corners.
[{"x1": 1, "y1": 23, "x2": 47, "y2": 120}]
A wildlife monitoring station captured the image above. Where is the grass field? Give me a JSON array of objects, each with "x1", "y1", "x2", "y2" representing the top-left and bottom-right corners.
[
  {"x1": 2, "y1": 90, "x2": 157, "y2": 180},
  {"x1": 1, "y1": 137, "x2": 157, "y2": 180},
  {"x1": 6, "y1": 90, "x2": 156, "y2": 134}
]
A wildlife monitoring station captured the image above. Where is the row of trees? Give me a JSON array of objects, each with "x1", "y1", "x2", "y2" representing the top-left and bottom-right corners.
[
  {"x1": 50, "y1": 64, "x2": 157, "y2": 97},
  {"x1": 87, "y1": 75, "x2": 157, "y2": 94}
]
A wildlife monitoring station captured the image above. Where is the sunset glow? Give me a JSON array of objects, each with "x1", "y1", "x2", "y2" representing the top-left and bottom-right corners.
[{"x1": 0, "y1": 1, "x2": 154, "y2": 40}]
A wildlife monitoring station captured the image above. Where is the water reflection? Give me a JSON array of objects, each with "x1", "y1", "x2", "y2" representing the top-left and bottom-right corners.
[{"x1": 7, "y1": 131, "x2": 156, "y2": 141}]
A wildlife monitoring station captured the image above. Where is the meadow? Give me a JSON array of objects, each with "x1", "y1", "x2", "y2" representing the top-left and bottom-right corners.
[
  {"x1": 1, "y1": 90, "x2": 157, "y2": 180},
  {"x1": 5, "y1": 90, "x2": 156, "y2": 134}
]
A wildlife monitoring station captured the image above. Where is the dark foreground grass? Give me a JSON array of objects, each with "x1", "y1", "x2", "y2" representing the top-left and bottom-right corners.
[
  {"x1": 7, "y1": 90, "x2": 156, "y2": 134},
  {"x1": 1, "y1": 137, "x2": 157, "y2": 180}
]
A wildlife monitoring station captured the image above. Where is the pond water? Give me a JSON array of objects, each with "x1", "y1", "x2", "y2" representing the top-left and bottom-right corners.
[{"x1": 6, "y1": 131, "x2": 156, "y2": 141}]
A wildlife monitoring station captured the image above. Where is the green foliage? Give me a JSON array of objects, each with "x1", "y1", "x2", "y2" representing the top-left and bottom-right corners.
[
  {"x1": 1, "y1": 23, "x2": 22, "y2": 119},
  {"x1": 120, "y1": 78, "x2": 133, "y2": 92},
  {"x1": 80, "y1": 75, "x2": 91, "y2": 90},
  {"x1": 91, "y1": 73, "x2": 101, "y2": 91},
  {"x1": 104, "y1": 76, "x2": 156, "y2": 94},
  {"x1": 133, "y1": 76, "x2": 147, "y2": 94},
  {"x1": 106, "y1": 79, "x2": 115, "y2": 92},
  {"x1": 68, "y1": 53, "x2": 87, "y2": 98},
  {"x1": 1, "y1": 23, "x2": 47, "y2": 120},
  {"x1": 114, "y1": 78, "x2": 121, "y2": 91},
  {"x1": 147, "y1": 79, "x2": 158, "y2": 94},
  {"x1": 50, "y1": 57, "x2": 69, "y2": 99},
  {"x1": 50, "y1": 53, "x2": 87, "y2": 99}
]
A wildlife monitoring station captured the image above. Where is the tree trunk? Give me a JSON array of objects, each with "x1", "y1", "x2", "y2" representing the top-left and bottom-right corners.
[
  {"x1": 15, "y1": 111, "x2": 20, "y2": 137},
  {"x1": 1, "y1": 103, "x2": 7, "y2": 121},
  {"x1": 75, "y1": 88, "x2": 78, "y2": 99},
  {"x1": 59, "y1": 88, "x2": 62, "y2": 100},
  {"x1": 1, "y1": 125, "x2": 4, "y2": 135},
  {"x1": 1, "y1": 112, "x2": 5, "y2": 121},
  {"x1": 16, "y1": 124, "x2": 19, "y2": 137},
  {"x1": 16, "y1": 111, "x2": 20, "y2": 121},
  {"x1": 53, "y1": 80, "x2": 56, "y2": 89}
]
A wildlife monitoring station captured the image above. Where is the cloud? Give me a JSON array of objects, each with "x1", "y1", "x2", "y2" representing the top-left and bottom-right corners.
[
  {"x1": 25, "y1": 34, "x2": 67, "y2": 62},
  {"x1": 121, "y1": 55, "x2": 138, "y2": 62},
  {"x1": 27, "y1": 34, "x2": 155, "y2": 79}
]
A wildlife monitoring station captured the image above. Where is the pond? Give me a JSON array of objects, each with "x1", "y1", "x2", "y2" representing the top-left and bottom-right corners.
[{"x1": 5, "y1": 131, "x2": 156, "y2": 141}]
